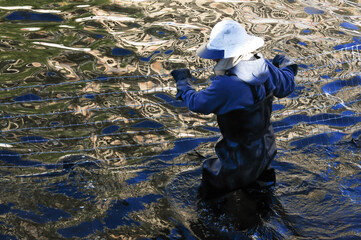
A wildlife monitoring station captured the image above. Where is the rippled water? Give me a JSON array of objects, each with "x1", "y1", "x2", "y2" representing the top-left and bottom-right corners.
[{"x1": 0, "y1": 0, "x2": 361, "y2": 239}]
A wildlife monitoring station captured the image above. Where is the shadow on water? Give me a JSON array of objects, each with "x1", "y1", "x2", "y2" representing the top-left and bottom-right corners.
[
  {"x1": 164, "y1": 157, "x2": 304, "y2": 240},
  {"x1": 0, "y1": 144, "x2": 360, "y2": 239}
]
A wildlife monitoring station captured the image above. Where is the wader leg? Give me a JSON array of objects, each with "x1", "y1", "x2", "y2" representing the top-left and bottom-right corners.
[
  {"x1": 199, "y1": 165, "x2": 276, "y2": 200},
  {"x1": 245, "y1": 167, "x2": 276, "y2": 195},
  {"x1": 198, "y1": 157, "x2": 229, "y2": 200}
]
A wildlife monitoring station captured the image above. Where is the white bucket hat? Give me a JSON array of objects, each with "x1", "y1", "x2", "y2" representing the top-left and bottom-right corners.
[{"x1": 197, "y1": 20, "x2": 264, "y2": 59}]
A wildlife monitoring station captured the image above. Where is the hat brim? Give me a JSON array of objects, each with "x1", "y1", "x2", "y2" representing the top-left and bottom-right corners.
[{"x1": 196, "y1": 43, "x2": 225, "y2": 59}]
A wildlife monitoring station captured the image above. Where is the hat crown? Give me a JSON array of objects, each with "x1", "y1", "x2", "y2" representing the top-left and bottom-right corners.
[{"x1": 208, "y1": 20, "x2": 248, "y2": 49}]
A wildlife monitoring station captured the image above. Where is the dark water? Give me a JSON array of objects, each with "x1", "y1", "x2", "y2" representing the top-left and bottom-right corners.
[{"x1": 0, "y1": 0, "x2": 361, "y2": 239}]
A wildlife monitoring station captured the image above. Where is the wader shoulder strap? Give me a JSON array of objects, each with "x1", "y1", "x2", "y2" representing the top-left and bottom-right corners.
[{"x1": 250, "y1": 80, "x2": 271, "y2": 104}]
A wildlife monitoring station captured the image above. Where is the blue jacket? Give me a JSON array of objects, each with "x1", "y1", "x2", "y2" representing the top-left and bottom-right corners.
[{"x1": 176, "y1": 54, "x2": 295, "y2": 115}]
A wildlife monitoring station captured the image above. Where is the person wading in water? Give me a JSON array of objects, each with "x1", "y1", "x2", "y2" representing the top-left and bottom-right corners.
[{"x1": 171, "y1": 19, "x2": 298, "y2": 200}]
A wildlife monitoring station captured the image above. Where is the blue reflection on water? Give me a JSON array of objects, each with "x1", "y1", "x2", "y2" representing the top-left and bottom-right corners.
[
  {"x1": 352, "y1": 129, "x2": 361, "y2": 139},
  {"x1": 331, "y1": 103, "x2": 345, "y2": 110},
  {"x1": 57, "y1": 194, "x2": 162, "y2": 238},
  {"x1": 5, "y1": 11, "x2": 63, "y2": 22},
  {"x1": 290, "y1": 132, "x2": 347, "y2": 148},
  {"x1": 0, "y1": 203, "x2": 14, "y2": 215},
  {"x1": 299, "y1": 41, "x2": 307, "y2": 46},
  {"x1": 0, "y1": 233, "x2": 16, "y2": 240},
  {"x1": 102, "y1": 125, "x2": 120, "y2": 134},
  {"x1": 11, "y1": 204, "x2": 71, "y2": 224},
  {"x1": 322, "y1": 76, "x2": 361, "y2": 94},
  {"x1": 272, "y1": 104, "x2": 285, "y2": 111},
  {"x1": 334, "y1": 37, "x2": 361, "y2": 50},
  {"x1": 46, "y1": 180, "x2": 96, "y2": 200},
  {"x1": 104, "y1": 194, "x2": 162, "y2": 228},
  {"x1": 272, "y1": 121, "x2": 293, "y2": 132},
  {"x1": 202, "y1": 126, "x2": 220, "y2": 132},
  {"x1": 58, "y1": 219, "x2": 104, "y2": 238},
  {"x1": 146, "y1": 136, "x2": 219, "y2": 162},
  {"x1": 169, "y1": 224, "x2": 198, "y2": 240},
  {"x1": 298, "y1": 64, "x2": 310, "y2": 69},
  {"x1": 304, "y1": 7, "x2": 325, "y2": 15},
  {"x1": 340, "y1": 22, "x2": 359, "y2": 30},
  {"x1": 126, "y1": 168, "x2": 161, "y2": 184},
  {"x1": 140, "y1": 51, "x2": 161, "y2": 62},
  {"x1": 97, "y1": 76, "x2": 109, "y2": 81},
  {"x1": 20, "y1": 136, "x2": 48, "y2": 143},
  {"x1": 85, "y1": 94, "x2": 95, "y2": 99},
  {"x1": 273, "y1": 112, "x2": 361, "y2": 133},
  {"x1": 288, "y1": 86, "x2": 305, "y2": 98},
  {"x1": 340, "y1": 171, "x2": 361, "y2": 204},
  {"x1": 321, "y1": 161, "x2": 340, "y2": 180},
  {"x1": 0, "y1": 150, "x2": 41, "y2": 166},
  {"x1": 132, "y1": 120, "x2": 164, "y2": 128},
  {"x1": 13, "y1": 94, "x2": 41, "y2": 102},
  {"x1": 112, "y1": 47, "x2": 133, "y2": 56},
  {"x1": 155, "y1": 93, "x2": 185, "y2": 107}
]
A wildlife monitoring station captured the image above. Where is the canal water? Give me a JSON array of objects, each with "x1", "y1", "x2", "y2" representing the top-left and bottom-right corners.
[{"x1": 0, "y1": 0, "x2": 360, "y2": 239}]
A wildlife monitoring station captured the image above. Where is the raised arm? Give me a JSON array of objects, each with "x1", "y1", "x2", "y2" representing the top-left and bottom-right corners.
[{"x1": 266, "y1": 55, "x2": 298, "y2": 98}]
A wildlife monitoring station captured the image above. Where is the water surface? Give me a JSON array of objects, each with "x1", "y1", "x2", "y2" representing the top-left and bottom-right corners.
[{"x1": 0, "y1": 0, "x2": 361, "y2": 239}]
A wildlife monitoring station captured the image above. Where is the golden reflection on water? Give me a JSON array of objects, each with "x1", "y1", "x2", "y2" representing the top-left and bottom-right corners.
[
  {"x1": 0, "y1": 0, "x2": 359, "y2": 168},
  {"x1": 0, "y1": 0, "x2": 360, "y2": 238}
]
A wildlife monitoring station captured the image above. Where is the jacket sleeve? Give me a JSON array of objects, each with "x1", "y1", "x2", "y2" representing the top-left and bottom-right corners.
[
  {"x1": 176, "y1": 78, "x2": 226, "y2": 115},
  {"x1": 266, "y1": 60, "x2": 296, "y2": 98}
]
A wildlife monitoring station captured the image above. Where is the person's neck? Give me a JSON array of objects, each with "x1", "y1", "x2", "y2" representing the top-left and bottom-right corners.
[{"x1": 213, "y1": 53, "x2": 255, "y2": 75}]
